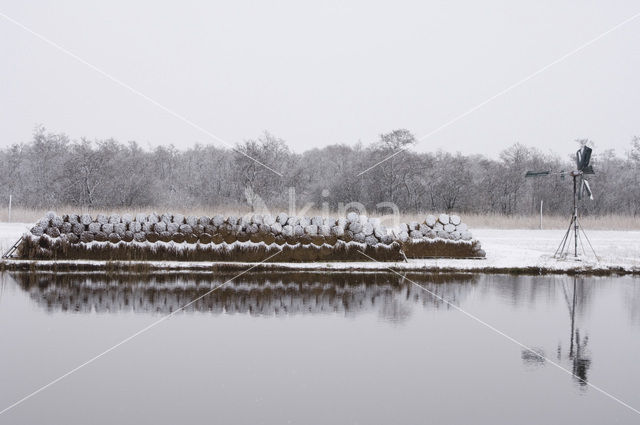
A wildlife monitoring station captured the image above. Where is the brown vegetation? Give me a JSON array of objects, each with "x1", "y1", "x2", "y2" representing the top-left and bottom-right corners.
[
  {"x1": 401, "y1": 239, "x2": 484, "y2": 258},
  {"x1": 18, "y1": 236, "x2": 405, "y2": 263},
  {"x1": 3, "y1": 207, "x2": 639, "y2": 230}
]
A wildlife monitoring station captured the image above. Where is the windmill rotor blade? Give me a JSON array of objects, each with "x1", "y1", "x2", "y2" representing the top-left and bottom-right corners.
[
  {"x1": 576, "y1": 149, "x2": 582, "y2": 170},
  {"x1": 583, "y1": 179, "x2": 593, "y2": 200},
  {"x1": 582, "y1": 165, "x2": 594, "y2": 175}
]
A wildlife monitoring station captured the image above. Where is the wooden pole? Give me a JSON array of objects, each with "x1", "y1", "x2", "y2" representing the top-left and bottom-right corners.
[
  {"x1": 539, "y1": 199, "x2": 543, "y2": 230},
  {"x1": 8, "y1": 194, "x2": 11, "y2": 222}
]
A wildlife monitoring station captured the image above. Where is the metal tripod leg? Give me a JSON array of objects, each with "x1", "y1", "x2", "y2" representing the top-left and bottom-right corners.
[
  {"x1": 576, "y1": 216, "x2": 599, "y2": 260},
  {"x1": 555, "y1": 215, "x2": 575, "y2": 258}
]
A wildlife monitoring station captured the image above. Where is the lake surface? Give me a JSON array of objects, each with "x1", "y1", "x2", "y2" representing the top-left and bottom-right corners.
[{"x1": 0, "y1": 271, "x2": 639, "y2": 424}]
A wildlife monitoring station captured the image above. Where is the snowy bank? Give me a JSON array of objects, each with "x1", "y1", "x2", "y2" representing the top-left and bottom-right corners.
[{"x1": 3, "y1": 223, "x2": 639, "y2": 274}]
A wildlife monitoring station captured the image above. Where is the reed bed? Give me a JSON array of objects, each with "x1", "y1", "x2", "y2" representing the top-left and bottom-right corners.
[{"x1": 3, "y1": 207, "x2": 638, "y2": 230}]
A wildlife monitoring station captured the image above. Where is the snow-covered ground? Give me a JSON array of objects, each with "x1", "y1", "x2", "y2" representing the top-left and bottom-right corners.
[
  {"x1": 471, "y1": 228, "x2": 640, "y2": 272},
  {"x1": 0, "y1": 222, "x2": 32, "y2": 256},
  {"x1": 1, "y1": 222, "x2": 639, "y2": 273}
]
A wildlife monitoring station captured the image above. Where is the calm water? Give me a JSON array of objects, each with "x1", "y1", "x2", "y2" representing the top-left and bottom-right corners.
[{"x1": 0, "y1": 271, "x2": 639, "y2": 424}]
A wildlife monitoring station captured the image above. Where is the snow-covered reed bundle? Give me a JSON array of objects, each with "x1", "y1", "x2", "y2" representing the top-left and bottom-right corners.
[
  {"x1": 393, "y1": 213, "x2": 485, "y2": 258},
  {"x1": 21, "y1": 211, "x2": 484, "y2": 262}
]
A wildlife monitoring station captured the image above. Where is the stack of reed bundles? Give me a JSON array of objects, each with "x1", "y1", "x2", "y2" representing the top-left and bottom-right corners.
[{"x1": 21, "y1": 211, "x2": 485, "y2": 261}]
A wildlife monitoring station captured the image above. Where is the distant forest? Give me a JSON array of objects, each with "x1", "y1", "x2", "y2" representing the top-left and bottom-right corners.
[{"x1": 1, "y1": 126, "x2": 639, "y2": 216}]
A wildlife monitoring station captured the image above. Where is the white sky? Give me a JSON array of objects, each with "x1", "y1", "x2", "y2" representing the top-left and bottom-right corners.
[{"x1": 1, "y1": 0, "x2": 639, "y2": 157}]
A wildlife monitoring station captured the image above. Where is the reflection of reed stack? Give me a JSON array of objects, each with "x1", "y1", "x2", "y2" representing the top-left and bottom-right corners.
[
  {"x1": 11, "y1": 272, "x2": 478, "y2": 317},
  {"x1": 18, "y1": 211, "x2": 485, "y2": 261}
]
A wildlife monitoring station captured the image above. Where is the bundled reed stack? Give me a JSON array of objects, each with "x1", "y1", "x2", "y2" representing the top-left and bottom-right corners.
[
  {"x1": 394, "y1": 213, "x2": 485, "y2": 258},
  {"x1": 20, "y1": 211, "x2": 484, "y2": 262}
]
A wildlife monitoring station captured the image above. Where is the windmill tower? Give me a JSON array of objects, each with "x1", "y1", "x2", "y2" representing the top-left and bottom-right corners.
[{"x1": 525, "y1": 145, "x2": 598, "y2": 259}]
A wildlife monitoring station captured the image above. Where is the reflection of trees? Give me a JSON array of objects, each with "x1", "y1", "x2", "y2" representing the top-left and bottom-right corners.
[
  {"x1": 625, "y1": 283, "x2": 640, "y2": 326},
  {"x1": 8, "y1": 272, "x2": 477, "y2": 322},
  {"x1": 479, "y1": 275, "x2": 578, "y2": 309}
]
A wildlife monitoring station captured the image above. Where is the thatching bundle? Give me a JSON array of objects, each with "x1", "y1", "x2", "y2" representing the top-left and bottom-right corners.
[
  {"x1": 22, "y1": 211, "x2": 485, "y2": 262},
  {"x1": 391, "y1": 214, "x2": 484, "y2": 258}
]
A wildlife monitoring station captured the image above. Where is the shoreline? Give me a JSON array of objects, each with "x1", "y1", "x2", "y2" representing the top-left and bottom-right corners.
[
  {"x1": 1, "y1": 258, "x2": 638, "y2": 276},
  {"x1": 4, "y1": 225, "x2": 639, "y2": 276}
]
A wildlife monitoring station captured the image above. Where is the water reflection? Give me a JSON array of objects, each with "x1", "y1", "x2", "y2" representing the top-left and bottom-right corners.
[
  {"x1": 4, "y1": 271, "x2": 638, "y2": 395},
  {"x1": 520, "y1": 347, "x2": 546, "y2": 365},
  {"x1": 6, "y1": 272, "x2": 477, "y2": 322},
  {"x1": 624, "y1": 283, "x2": 640, "y2": 326},
  {"x1": 562, "y1": 277, "x2": 592, "y2": 386},
  {"x1": 520, "y1": 276, "x2": 592, "y2": 386}
]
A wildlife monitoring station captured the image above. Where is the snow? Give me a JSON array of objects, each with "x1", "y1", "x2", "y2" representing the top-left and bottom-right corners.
[
  {"x1": 2, "y1": 222, "x2": 639, "y2": 273},
  {"x1": 0, "y1": 222, "x2": 32, "y2": 254},
  {"x1": 469, "y1": 228, "x2": 640, "y2": 272}
]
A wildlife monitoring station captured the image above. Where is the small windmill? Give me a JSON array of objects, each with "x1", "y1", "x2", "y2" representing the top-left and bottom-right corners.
[{"x1": 525, "y1": 145, "x2": 598, "y2": 259}]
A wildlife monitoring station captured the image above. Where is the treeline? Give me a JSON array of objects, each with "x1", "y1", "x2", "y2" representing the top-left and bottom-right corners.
[{"x1": 1, "y1": 126, "x2": 639, "y2": 216}]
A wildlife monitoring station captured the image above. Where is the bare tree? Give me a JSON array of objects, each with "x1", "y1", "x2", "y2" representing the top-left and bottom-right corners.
[
  {"x1": 1, "y1": 127, "x2": 638, "y2": 217},
  {"x1": 234, "y1": 132, "x2": 290, "y2": 211}
]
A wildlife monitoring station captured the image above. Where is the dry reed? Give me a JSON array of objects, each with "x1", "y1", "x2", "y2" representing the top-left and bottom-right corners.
[
  {"x1": 18, "y1": 236, "x2": 405, "y2": 262},
  {"x1": 3, "y1": 207, "x2": 638, "y2": 230}
]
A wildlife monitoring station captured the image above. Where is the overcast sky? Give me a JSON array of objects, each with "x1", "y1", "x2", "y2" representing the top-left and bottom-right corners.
[{"x1": 1, "y1": 0, "x2": 638, "y2": 157}]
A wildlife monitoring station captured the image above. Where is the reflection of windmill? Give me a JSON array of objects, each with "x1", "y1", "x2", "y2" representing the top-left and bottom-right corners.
[
  {"x1": 560, "y1": 276, "x2": 591, "y2": 386},
  {"x1": 520, "y1": 277, "x2": 592, "y2": 387},
  {"x1": 525, "y1": 145, "x2": 598, "y2": 259}
]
